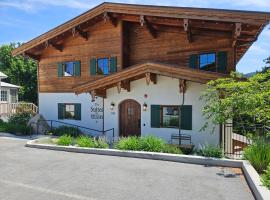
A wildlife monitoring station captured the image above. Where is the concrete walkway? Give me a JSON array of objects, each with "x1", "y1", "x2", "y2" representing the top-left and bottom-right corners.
[{"x1": 0, "y1": 137, "x2": 254, "y2": 200}]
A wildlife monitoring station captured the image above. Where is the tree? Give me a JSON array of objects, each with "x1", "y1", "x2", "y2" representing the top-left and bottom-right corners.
[
  {"x1": 200, "y1": 70, "x2": 270, "y2": 135},
  {"x1": 0, "y1": 43, "x2": 37, "y2": 104}
]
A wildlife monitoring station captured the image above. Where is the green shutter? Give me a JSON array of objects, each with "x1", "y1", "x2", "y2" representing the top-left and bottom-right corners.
[
  {"x1": 110, "y1": 57, "x2": 117, "y2": 73},
  {"x1": 75, "y1": 104, "x2": 81, "y2": 120},
  {"x1": 90, "y1": 58, "x2": 96, "y2": 75},
  {"x1": 217, "y1": 52, "x2": 227, "y2": 73},
  {"x1": 189, "y1": 55, "x2": 198, "y2": 69},
  {"x1": 58, "y1": 103, "x2": 64, "y2": 119},
  {"x1": 151, "y1": 105, "x2": 161, "y2": 128},
  {"x1": 180, "y1": 105, "x2": 192, "y2": 130},
  {"x1": 74, "y1": 61, "x2": 81, "y2": 76},
  {"x1": 57, "y1": 63, "x2": 63, "y2": 77}
]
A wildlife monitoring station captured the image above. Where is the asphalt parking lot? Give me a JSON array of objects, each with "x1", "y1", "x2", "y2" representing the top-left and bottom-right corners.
[{"x1": 0, "y1": 136, "x2": 254, "y2": 200}]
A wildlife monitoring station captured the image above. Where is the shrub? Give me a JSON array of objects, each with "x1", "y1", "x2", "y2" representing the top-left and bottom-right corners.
[
  {"x1": 6, "y1": 123, "x2": 30, "y2": 135},
  {"x1": 262, "y1": 164, "x2": 270, "y2": 189},
  {"x1": 52, "y1": 126, "x2": 82, "y2": 137},
  {"x1": 114, "y1": 136, "x2": 141, "y2": 151},
  {"x1": 75, "y1": 136, "x2": 109, "y2": 149},
  {"x1": 76, "y1": 135, "x2": 96, "y2": 148},
  {"x1": 8, "y1": 112, "x2": 32, "y2": 125},
  {"x1": 95, "y1": 137, "x2": 109, "y2": 149},
  {"x1": 199, "y1": 145, "x2": 223, "y2": 158},
  {"x1": 244, "y1": 138, "x2": 270, "y2": 173},
  {"x1": 139, "y1": 135, "x2": 165, "y2": 152},
  {"x1": 57, "y1": 135, "x2": 73, "y2": 146},
  {"x1": 162, "y1": 144, "x2": 182, "y2": 154}
]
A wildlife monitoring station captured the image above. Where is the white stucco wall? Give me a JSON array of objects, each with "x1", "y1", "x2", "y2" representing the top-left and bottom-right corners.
[
  {"x1": 39, "y1": 93, "x2": 104, "y2": 136},
  {"x1": 39, "y1": 76, "x2": 220, "y2": 148},
  {"x1": 104, "y1": 76, "x2": 220, "y2": 148}
]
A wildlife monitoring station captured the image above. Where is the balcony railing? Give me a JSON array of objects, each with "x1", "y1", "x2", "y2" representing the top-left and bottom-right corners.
[{"x1": 0, "y1": 102, "x2": 38, "y2": 117}]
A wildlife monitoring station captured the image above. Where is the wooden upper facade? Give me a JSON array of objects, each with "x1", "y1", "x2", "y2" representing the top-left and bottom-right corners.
[{"x1": 12, "y1": 2, "x2": 270, "y2": 94}]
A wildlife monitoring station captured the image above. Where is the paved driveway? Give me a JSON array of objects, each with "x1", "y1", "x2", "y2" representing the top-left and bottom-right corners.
[{"x1": 0, "y1": 136, "x2": 254, "y2": 200}]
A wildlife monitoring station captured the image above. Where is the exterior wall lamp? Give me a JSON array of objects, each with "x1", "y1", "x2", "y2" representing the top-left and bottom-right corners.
[
  {"x1": 143, "y1": 103, "x2": 148, "y2": 111},
  {"x1": 110, "y1": 102, "x2": 115, "y2": 110}
]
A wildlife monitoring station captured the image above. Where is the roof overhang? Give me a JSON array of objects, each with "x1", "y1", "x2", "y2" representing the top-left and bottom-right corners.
[
  {"x1": 12, "y1": 2, "x2": 270, "y2": 63},
  {"x1": 73, "y1": 62, "x2": 226, "y2": 97}
]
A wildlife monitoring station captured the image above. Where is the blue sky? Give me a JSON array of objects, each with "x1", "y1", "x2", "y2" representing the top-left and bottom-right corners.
[{"x1": 0, "y1": 0, "x2": 269, "y2": 73}]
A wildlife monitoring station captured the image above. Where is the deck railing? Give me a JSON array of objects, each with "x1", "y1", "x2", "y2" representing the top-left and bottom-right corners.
[{"x1": 0, "y1": 102, "x2": 38, "y2": 117}]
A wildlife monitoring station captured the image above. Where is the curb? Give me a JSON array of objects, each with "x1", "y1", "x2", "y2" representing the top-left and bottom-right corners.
[
  {"x1": 26, "y1": 139, "x2": 242, "y2": 168},
  {"x1": 26, "y1": 139, "x2": 270, "y2": 199},
  {"x1": 242, "y1": 161, "x2": 270, "y2": 200}
]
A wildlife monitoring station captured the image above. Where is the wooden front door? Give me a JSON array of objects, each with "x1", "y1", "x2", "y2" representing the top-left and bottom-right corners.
[{"x1": 119, "y1": 99, "x2": 141, "y2": 137}]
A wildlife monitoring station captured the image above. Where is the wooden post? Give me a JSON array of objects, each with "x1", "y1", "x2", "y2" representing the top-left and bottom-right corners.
[
  {"x1": 179, "y1": 79, "x2": 186, "y2": 93},
  {"x1": 90, "y1": 90, "x2": 96, "y2": 102}
]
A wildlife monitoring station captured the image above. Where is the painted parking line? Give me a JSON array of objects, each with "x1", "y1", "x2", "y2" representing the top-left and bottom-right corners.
[{"x1": 0, "y1": 179, "x2": 98, "y2": 200}]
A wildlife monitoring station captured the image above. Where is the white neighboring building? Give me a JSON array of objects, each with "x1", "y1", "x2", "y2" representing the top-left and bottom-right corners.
[{"x1": 0, "y1": 72, "x2": 20, "y2": 120}]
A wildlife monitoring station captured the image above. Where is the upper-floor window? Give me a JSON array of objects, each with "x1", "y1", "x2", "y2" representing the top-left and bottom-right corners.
[
  {"x1": 63, "y1": 62, "x2": 75, "y2": 76},
  {"x1": 90, "y1": 57, "x2": 117, "y2": 76},
  {"x1": 1, "y1": 91, "x2": 7, "y2": 102},
  {"x1": 97, "y1": 58, "x2": 109, "y2": 75},
  {"x1": 199, "y1": 53, "x2": 216, "y2": 72},
  {"x1": 57, "y1": 61, "x2": 81, "y2": 77},
  {"x1": 189, "y1": 51, "x2": 227, "y2": 73}
]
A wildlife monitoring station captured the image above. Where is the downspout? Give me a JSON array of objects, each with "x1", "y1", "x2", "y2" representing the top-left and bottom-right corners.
[
  {"x1": 178, "y1": 88, "x2": 185, "y2": 146},
  {"x1": 102, "y1": 97, "x2": 105, "y2": 135}
]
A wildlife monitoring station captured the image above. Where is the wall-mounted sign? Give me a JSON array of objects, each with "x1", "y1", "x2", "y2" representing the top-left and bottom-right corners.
[{"x1": 91, "y1": 102, "x2": 103, "y2": 119}]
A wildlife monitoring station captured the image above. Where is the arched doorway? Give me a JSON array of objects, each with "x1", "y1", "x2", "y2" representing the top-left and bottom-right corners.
[{"x1": 119, "y1": 99, "x2": 141, "y2": 137}]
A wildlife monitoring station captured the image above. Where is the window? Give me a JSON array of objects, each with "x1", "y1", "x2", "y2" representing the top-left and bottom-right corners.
[
  {"x1": 97, "y1": 58, "x2": 109, "y2": 75},
  {"x1": 151, "y1": 105, "x2": 192, "y2": 130},
  {"x1": 199, "y1": 53, "x2": 216, "y2": 72},
  {"x1": 10, "y1": 89, "x2": 17, "y2": 103},
  {"x1": 90, "y1": 57, "x2": 117, "y2": 76},
  {"x1": 58, "y1": 103, "x2": 81, "y2": 120},
  {"x1": 1, "y1": 91, "x2": 7, "y2": 102},
  {"x1": 64, "y1": 104, "x2": 75, "y2": 119},
  {"x1": 58, "y1": 61, "x2": 80, "y2": 77},
  {"x1": 162, "y1": 106, "x2": 179, "y2": 128},
  {"x1": 63, "y1": 62, "x2": 75, "y2": 76}
]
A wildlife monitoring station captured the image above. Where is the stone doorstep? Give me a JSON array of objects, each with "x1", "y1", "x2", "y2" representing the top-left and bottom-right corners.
[{"x1": 26, "y1": 138, "x2": 270, "y2": 200}]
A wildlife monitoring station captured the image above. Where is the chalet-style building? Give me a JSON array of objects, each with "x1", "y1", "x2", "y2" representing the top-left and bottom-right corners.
[{"x1": 12, "y1": 3, "x2": 270, "y2": 147}]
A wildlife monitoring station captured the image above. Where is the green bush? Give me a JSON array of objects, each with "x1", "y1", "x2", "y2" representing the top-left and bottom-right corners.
[
  {"x1": 6, "y1": 123, "x2": 30, "y2": 135},
  {"x1": 262, "y1": 163, "x2": 270, "y2": 189},
  {"x1": 95, "y1": 137, "x2": 109, "y2": 149},
  {"x1": 57, "y1": 135, "x2": 73, "y2": 146},
  {"x1": 8, "y1": 112, "x2": 32, "y2": 125},
  {"x1": 0, "y1": 122, "x2": 30, "y2": 135},
  {"x1": 139, "y1": 135, "x2": 165, "y2": 152},
  {"x1": 244, "y1": 138, "x2": 270, "y2": 173},
  {"x1": 114, "y1": 136, "x2": 141, "y2": 151},
  {"x1": 115, "y1": 135, "x2": 178, "y2": 154},
  {"x1": 75, "y1": 136, "x2": 109, "y2": 149},
  {"x1": 199, "y1": 145, "x2": 223, "y2": 158},
  {"x1": 76, "y1": 135, "x2": 96, "y2": 148},
  {"x1": 52, "y1": 126, "x2": 82, "y2": 137},
  {"x1": 162, "y1": 144, "x2": 182, "y2": 154}
]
